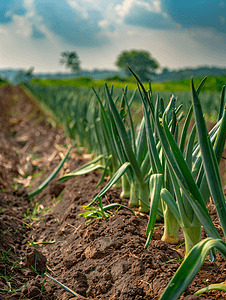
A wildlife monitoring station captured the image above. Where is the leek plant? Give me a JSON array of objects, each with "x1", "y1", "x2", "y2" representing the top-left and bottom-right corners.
[
  {"x1": 121, "y1": 74, "x2": 226, "y2": 298},
  {"x1": 81, "y1": 84, "x2": 151, "y2": 211},
  {"x1": 59, "y1": 155, "x2": 105, "y2": 184},
  {"x1": 140, "y1": 88, "x2": 181, "y2": 244},
  {"x1": 155, "y1": 85, "x2": 226, "y2": 254},
  {"x1": 159, "y1": 84, "x2": 226, "y2": 300},
  {"x1": 101, "y1": 84, "x2": 152, "y2": 212},
  {"x1": 25, "y1": 74, "x2": 226, "y2": 300},
  {"x1": 24, "y1": 83, "x2": 101, "y2": 152},
  {"x1": 149, "y1": 79, "x2": 226, "y2": 299},
  {"x1": 128, "y1": 67, "x2": 196, "y2": 245},
  {"x1": 131, "y1": 68, "x2": 226, "y2": 254}
]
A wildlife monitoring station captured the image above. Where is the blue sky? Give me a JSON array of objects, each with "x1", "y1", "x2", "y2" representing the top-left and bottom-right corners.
[{"x1": 0, "y1": 0, "x2": 225, "y2": 73}]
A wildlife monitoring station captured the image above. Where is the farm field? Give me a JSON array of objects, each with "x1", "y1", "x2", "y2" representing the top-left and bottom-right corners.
[
  {"x1": 31, "y1": 75, "x2": 226, "y2": 93},
  {"x1": 0, "y1": 81, "x2": 226, "y2": 300}
]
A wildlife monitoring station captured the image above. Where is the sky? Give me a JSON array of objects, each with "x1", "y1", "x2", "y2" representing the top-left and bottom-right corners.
[{"x1": 0, "y1": 0, "x2": 225, "y2": 73}]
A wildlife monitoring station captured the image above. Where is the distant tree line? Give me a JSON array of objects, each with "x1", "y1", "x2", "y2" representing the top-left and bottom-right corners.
[
  {"x1": 3, "y1": 50, "x2": 226, "y2": 84},
  {"x1": 152, "y1": 66, "x2": 226, "y2": 82},
  {"x1": 33, "y1": 65, "x2": 226, "y2": 82},
  {"x1": 58, "y1": 50, "x2": 226, "y2": 82}
]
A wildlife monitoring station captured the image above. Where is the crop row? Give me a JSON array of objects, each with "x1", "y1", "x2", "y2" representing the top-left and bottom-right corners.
[{"x1": 24, "y1": 74, "x2": 226, "y2": 299}]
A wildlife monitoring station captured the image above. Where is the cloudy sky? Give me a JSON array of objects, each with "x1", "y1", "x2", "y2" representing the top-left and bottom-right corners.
[{"x1": 0, "y1": 0, "x2": 225, "y2": 73}]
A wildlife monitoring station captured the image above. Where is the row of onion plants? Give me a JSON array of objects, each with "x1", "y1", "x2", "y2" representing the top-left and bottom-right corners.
[
  {"x1": 76, "y1": 73, "x2": 226, "y2": 298},
  {"x1": 129, "y1": 70, "x2": 226, "y2": 299},
  {"x1": 24, "y1": 75, "x2": 226, "y2": 299}
]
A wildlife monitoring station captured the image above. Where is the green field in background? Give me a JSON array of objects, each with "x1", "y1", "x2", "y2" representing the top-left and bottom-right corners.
[{"x1": 31, "y1": 75, "x2": 226, "y2": 93}]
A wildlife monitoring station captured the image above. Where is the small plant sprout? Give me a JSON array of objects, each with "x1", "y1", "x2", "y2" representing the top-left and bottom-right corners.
[
  {"x1": 3, "y1": 227, "x2": 11, "y2": 235},
  {"x1": 27, "y1": 240, "x2": 56, "y2": 247},
  {"x1": 80, "y1": 196, "x2": 134, "y2": 221},
  {"x1": 1, "y1": 249, "x2": 11, "y2": 264},
  {"x1": 11, "y1": 259, "x2": 24, "y2": 272},
  {"x1": 0, "y1": 270, "x2": 27, "y2": 293}
]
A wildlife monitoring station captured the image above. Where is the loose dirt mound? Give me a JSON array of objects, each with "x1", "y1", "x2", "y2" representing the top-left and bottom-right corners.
[{"x1": 0, "y1": 85, "x2": 226, "y2": 300}]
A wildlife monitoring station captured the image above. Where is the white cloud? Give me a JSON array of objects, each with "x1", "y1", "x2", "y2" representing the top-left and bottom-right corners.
[
  {"x1": 13, "y1": 15, "x2": 33, "y2": 37},
  {"x1": 98, "y1": 19, "x2": 108, "y2": 27},
  {"x1": 23, "y1": 0, "x2": 34, "y2": 9},
  {"x1": 0, "y1": 25, "x2": 7, "y2": 35},
  {"x1": 66, "y1": 0, "x2": 89, "y2": 19},
  {"x1": 115, "y1": 0, "x2": 136, "y2": 18},
  {"x1": 126, "y1": 29, "x2": 140, "y2": 35},
  {"x1": 136, "y1": 0, "x2": 156, "y2": 12},
  {"x1": 0, "y1": 15, "x2": 69, "y2": 72},
  {"x1": 115, "y1": 0, "x2": 161, "y2": 18},
  {"x1": 26, "y1": 11, "x2": 34, "y2": 17},
  {"x1": 153, "y1": 0, "x2": 162, "y2": 13}
]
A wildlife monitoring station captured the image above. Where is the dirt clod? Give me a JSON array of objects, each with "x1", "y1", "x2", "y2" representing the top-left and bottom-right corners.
[
  {"x1": 49, "y1": 179, "x2": 65, "y2": 197},
  {"x1": 25, "y1": 248, "x2": 47, "y2": 274}
]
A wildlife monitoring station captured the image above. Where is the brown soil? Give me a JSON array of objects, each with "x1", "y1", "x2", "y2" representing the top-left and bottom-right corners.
[{"x1": 0, "y1": 85, "x2": 226, "y2": 300}]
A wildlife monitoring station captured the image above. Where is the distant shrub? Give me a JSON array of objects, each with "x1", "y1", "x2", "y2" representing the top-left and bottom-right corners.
[
  {"x1": 105, "y1": 74, "x2": 135, "y2": 82},
  {"x1": 76, "y1": 77, "x2": 93, "y2": 83},
  {"x1": 0, "y1": 77, "x2": 9, "y2": 86}
]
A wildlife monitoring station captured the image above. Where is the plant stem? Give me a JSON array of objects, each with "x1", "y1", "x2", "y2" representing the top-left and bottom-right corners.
[
  {"x1": 161, "y1": 205, "x2": 179, "y2": 244},
  {"x1": 183, "y1": 225, "x2": 201, "y2": 256},
  {"x1": 113, "y1": 180, "x2": 122, "y2": 189},
  {"x1": 129, "y1": 182, "x2": 139, "y2": 207},
  {"x1": 120, "y1": 175, "x2": 130, "y2": 199},
  {"x1": 139, "y1": 182, "x2": 150, "y2": 212}
]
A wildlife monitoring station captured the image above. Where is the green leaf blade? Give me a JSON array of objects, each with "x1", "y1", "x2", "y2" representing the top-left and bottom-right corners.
[
  {"x1": 191, "y1": 78, "x2": 226, "y2": 238},
  {"x1": 28, "y1": 147, "x2": 71, "y2": 198},
  {"x1": 160, "y1": 238, "x2": 226, "y2": 300}
]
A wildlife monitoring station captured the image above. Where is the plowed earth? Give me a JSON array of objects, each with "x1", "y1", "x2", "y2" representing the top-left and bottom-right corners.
[{"x1": 0, "y1": 85, "x2": 226, "y2": 300}]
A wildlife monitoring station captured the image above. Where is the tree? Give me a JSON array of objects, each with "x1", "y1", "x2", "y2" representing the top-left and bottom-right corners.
[
  {"x1": 59, "y1": 51, "x2": 81, "y2": 74},
  {"x1": 13, "y1": 67, "x2": 34, "y2": 86},
  {"x1": 162, "y1": 67, "x2": 170, "y2": 74},
  {"x1": 115, "y1": 50, "x2": 159, "y2": 82}
]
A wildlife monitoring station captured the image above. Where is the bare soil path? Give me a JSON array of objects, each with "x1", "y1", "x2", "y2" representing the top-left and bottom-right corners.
[{"x1": 0, "y1": 85, "x2": 225, "y2": 300}]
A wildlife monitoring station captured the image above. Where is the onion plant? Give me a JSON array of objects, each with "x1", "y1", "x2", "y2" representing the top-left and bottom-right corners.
[
  {"x1": 101, "y1": 83, "x2": 152, "y2": 212},
  {"x1": 155, "y1": 102, "x2": 223, "y2": 253},
  {"x1": 128, "y1": 67, "x2": 196, "y2": 245},
  {"x1": 132, "y1": 71, "x2": 225, "y2": 254},
  {"x1": 149, "y1": 79, "x2": 226, "y2": 299},
  {"x1": 79, "y1": 84, "x2": 152, "y2": 212}
]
